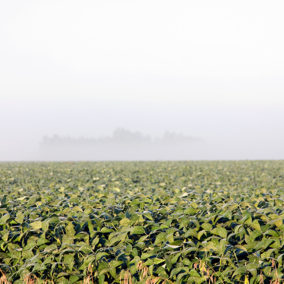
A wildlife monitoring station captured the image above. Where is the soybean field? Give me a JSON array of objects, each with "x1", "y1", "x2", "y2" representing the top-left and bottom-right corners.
[{"x1": 0, "y1": 161, "x2": 284, "y2": 284}]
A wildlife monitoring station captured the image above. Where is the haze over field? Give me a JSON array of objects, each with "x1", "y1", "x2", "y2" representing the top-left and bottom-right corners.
[{"x1": 1, "y1": 0, "x2": 283, "y2": 161}]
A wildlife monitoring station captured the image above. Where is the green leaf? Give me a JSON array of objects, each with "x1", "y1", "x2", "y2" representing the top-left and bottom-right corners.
[
  {"x1": 0, "y1": 213, "x2": 10, "y2": 224},
  {"x1": 42, "y1": 220, "x2": 49, "y2": 232},
  {"x1": 110, "y1": 260, "x2": 123, "y2": 268},
  {"x1": 96, "y1": 252, "x2": 109, "y2": 260},
  {"x1": 185, "y1": 229, "x2": 197, "y2": 238},
  {"x1": 99, "y1": 274, "x2": 105, "y2": 284},
  {"x1": 211, "y1": 227, "x2": 227, "y2": 238},
  {"x1": 261, "y1": 248, "x2": 276, "y2": 259},
  {"x1": 273, "y1": 218, "x2": 283, "y2": 227},
  {"x1": 72, "y1": 205, "x2": 83, "y2": 212},
  {"x1": 120, "y1": 218, "x2": 130, "y2": 225},
  {"x1": 250, "y1": 220, "x2": 261, "y2": 231},
  {"x1": 189, "y1": 268, "x2": 200, "y2": 277},
  {"x1": 154, "y1": 258, "x2": 165, "y2": 265},
  {"x1": 143, "y1": 212, "x2": 153, "y2": 220},
  {"x1": 248, "y1": 230, "x2": 262, "y2": 242},
  {"x1": 23, "y1": 241, "x2": 36, "y2": 251},
  {"x1": 141, "y1": 252, "x2": 155, "y2": 259},
  {"x1": 264, "y1": 230, "x2": 279, "y2": 237},
  {"x1": 101, "y1": 227, "x2": 114, "y2": 233},
  {"x1": 154, "y1": 232, "x2": 167, "y2": 244},
  {"x1": 44, "y1": 244, "x2": 57, "y2": 252},
  {"x1": 235, "y1": 245, "x2": 247, "y2": 252},
  {"x1": 98, "y1": 261, "x2": 109, "y2": 272},
  {"x1": 232, "y1": 266, "x2": 246, "y2": 277},
  {"x1": 65, "y1": 222, "x2": 75, "y2": 237},
  {"x1": 69, "y1": 276, "x2": 79, "y2": 284},
  {"x1": 15, "y1": 212, "x2": 24, "y2": 224},
  {"x1": 201, "y1": 223, "x2": 212, "y2": 232},
  {"x1": 30, "y1": 221, "x2": 42, "y2": 230},
  {"x1": 170, "y1": 252, "x2": 182, "y2": 264},
  {"x1": 131, "y1": 226, "x2": 145, "y2": 234},
  {"x1": 184, "y1": 207, "x2": 197, "y2": 215},
  {"x1": 17, "y1": 196, "x2": 27, "y2": 201}
]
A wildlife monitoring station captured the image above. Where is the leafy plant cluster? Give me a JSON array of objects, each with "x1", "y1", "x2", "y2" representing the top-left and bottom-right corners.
[{"x1": 0, "y1": 161, "x2": 284, "y2": 283}]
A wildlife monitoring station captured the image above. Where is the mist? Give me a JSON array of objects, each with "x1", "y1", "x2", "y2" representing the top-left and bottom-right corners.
[
  {"x1": 0, "y1": 100, "x2": 283, "y2": 161},
  {"x1": 0, "y1": 0, "x2": 283, "y2": 161}
]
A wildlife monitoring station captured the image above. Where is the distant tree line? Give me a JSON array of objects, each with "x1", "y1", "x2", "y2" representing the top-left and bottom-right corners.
[
  {"x1": 40, "y1": 128, "x2": 200, "y2": 147},
  {"x1": 39, "y1": 128, "x2": 202, "y2": 160}
]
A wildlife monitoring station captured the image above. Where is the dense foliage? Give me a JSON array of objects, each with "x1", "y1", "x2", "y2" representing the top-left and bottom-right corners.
[{"x1": 0, "y1": 161, "x2": 284, "y2": 283}]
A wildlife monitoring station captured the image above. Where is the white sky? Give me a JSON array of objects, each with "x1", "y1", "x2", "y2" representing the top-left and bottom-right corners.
[{"x1": 0, "y1": 0, "x2": 283, "y2": 160}]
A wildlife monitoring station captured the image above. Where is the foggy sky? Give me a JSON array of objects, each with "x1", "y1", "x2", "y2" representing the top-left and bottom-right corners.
[{"x1": 0, "y1": 0, "x2": 284, "y2": 161}]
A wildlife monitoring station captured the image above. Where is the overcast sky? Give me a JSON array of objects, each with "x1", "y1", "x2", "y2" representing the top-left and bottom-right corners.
[{"x1": 1, "y1": 0, "x2": 283, "y2": 160}]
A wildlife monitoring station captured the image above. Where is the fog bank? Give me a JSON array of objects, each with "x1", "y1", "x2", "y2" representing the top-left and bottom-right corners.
[{"x1": 0, "y1": 101, "x2": 283, "y2": 161}]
